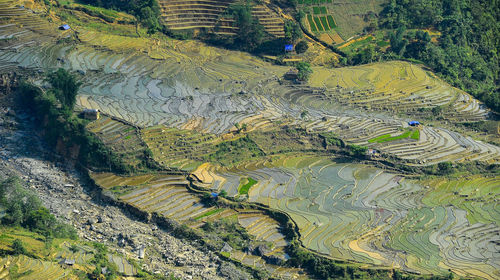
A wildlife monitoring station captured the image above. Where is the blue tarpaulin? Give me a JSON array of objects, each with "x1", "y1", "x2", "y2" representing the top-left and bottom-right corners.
[
  {"x1": 285, "y1": 44, "x2": 293, "y2": 51},
  {"x1": 408, "y1": 121, "x2": 420, "y2": 126},
  {"x1": 210, "y1": 192, "x2": 218, "y2": 198},
  {"x1": 60, "y1": 24, "x2": 70, "y2": 30}
]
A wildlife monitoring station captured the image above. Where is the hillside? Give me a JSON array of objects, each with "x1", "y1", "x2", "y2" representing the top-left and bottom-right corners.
[{"x1": 0, "y1": 0, "x2": 499, "y2": 280}]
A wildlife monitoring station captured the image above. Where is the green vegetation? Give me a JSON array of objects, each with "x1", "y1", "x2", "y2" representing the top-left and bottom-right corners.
[
  {"x1": 410, "y1": 129, "x2": 420, "y2": 140},
  {"x1": 0, "y1": 177, "x2": 77, "y2": 241},
  {"x1": 88, "y1": 242, "x2": 118, "y2": 280},
  {"x1": 313, "y1": 16, "x2": 324, "y2": 31},
  {"x1": 45, "y1": 68, "x2": 82, "y2": 114},
  {"x1": 295, "y1": 61, "x2": 313, "y2": 81},
  {"x1": 307, "y1": 14, "x2": 318, "y2": 32},
  {"x1": 319, "y1": 16, "x2": 329, "y2": 30},
  {"x1": 19, "y1": 70, "x2": 132, "y2": 173},
  {"x1": 326, "y1": 15, "x2": 336, "y2": 28},
  {"x1": 368, "y1": 129, "x2": 420, "y2": 143},
  {"x1": 205, "y1": 135, "x2": 265, "y2": 166},
  {"x1": 295, "y1": 40, "x2": 309, "y2": 54},
  {"x1": 284, "y1": 20, "x2": 303, "y2": 43},
  {"x1": 79, "y1": 0, "x2": 161, "y2": 33},
  {"x1": 11, "y1": 239, "x2": 27, "y2": 255},
  {"x1": 379, "y1": 0, "x2": 500, "y2": 113},
  {"x1": 194, "y1": 208, "x2": 224, "y2": 220},
  {"x1": 201, "y1": 217, "x2": 252, "y2": 251},
  {"x1": 238, "y1": 177, "x2": 257, "y2": 195}
]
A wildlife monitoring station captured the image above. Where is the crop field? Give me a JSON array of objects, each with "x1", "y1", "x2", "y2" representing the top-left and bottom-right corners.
[
  {"x1": 1, "y1": 1, "x2": 499, "y2": 278},
  {"x1": 0, "y1": 226, "x2": 138, "y2": 278},
  {"x1": 140, "y1": 126, "x2": 221, "y2": 171},
  {"x1": 86, "y1": 116, "x2": 148, "y2": 168},
  {"x1": 0, "y1": 255, "x2": 69, "y2": 280},
  {"x1": 298, "y1": 0, "x2": 384, "y2": 40},
  {"x1": 193, "y1": 156, "x2": 500, "y2": 279},
  {"x1": 90, "y1": 172, "x2": 300, "y2": 278},
  {"x1": 158, "y1": 0, "x2": 284, "y2": 37}
]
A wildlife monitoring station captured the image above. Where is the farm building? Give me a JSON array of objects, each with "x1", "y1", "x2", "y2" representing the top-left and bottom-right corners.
[
  {"x1": 59, "y1": 258, "x2": 75, "y2": 266},
  {"x1": 284, "y1": 69, "x2": 299, "y2": 80},
  {"x1": 366, "y1": 149, "x2": 380, "y2": 158},
  {"x1": 408, "y1": 121, "x2": 421, "y2": 126},
  {"x1": 83, "y1": 109, "x2": 100, "y2": 120},
  {"x1": 59, "y1": 24, "x2": 70, "y2": 30}
]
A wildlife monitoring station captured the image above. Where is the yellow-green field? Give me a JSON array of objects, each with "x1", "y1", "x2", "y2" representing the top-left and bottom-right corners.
[{"x1": 0, "y1": 0, "x2": 499, "y2": 279}]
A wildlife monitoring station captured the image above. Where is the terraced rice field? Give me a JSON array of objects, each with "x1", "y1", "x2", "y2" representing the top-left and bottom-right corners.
[
  {"x1": 298, "y1": 0, "x2": 383, "y2": 40},
  {"x1": 87, "y1": 116, "x2": 148, "y2": 168},
  {"x1": 0, "y1": 255, "x2": 70, "y2": 280},
  {"x1": 158, "y1": 0, "x2": 284, "y2": 37},
  {"x1": 1, "y1": 0, "x2": 497, "y2": 166},
  {"x1": 193, "y1": 156, "x2": 500, "y2": 279},
  {"x1": 1, "y1": 2, "x2": 499, "y2": 278},
  {"x1": 90, "y1": 172, "x2": 301, "y2": 278}
]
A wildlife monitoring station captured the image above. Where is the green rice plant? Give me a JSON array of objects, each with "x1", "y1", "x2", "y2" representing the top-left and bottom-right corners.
[
  {"x1": 307, "y1": 14, "x2": 318, "y2": 32},
  {"x1": 239, "y1": 177, "x2": 258, "y2": 195},
  {"x1": 368, "y1": 130, "x2": 414, "y2": 143},
  {"x1": 313, "y1": 7, "x2": 321, "y2": 14},
  {"x1": 326, "y1": 15, "x2": 336, "y2": 28},
  {"x1": 314, "y1": 17, "x2": 324, "y2": 31},
  {"x1": 320, "y1": 7, "x2": 327, "y2": 14},
  {"x1": 367, "y1": 134, "x2": 392, "y2": 143},
  {"x1": 410, "y1": 129, "x2": 420, "y2": 140},
  {"x1": 320, "y1": 16, "x2": 330, "y2": 30},
  {"x1": 194, "y1": 208, "x2": 224, "y2": 220}
]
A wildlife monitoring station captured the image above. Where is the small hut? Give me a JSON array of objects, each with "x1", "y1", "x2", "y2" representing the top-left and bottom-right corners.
[
  {"x1": 83, "y1": 109, "x2": 100, "y2": 120},
  {"x1": 284, "y1": 68, "x2": 299, "y2": 80},
  {"x1": 59, "y1": 24, "x2": 71, "y2": 31},
  {"x1": 408, "y1": 121, "x2": 420, "y2": 127},
  {"x1": 60, "y1": 258, "x2": 75, "y2": 266}
]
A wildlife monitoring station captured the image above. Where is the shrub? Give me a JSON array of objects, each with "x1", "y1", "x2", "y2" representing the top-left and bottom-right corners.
[
  {"x1": 11, "y1": 239, "x2": 27, "y2": 255},
  {"x1": 295, "y1": 40, "x2": 309, "y2": 54},
  {"x1": 295, "y1": 61, "x2": 313, "y2": 81}
]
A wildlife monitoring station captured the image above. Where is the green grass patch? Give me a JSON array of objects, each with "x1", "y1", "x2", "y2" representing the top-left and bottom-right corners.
[
  {"x1": 307, "y1": 15, "x2": 318, "y2": 32},
  {"x1": 326, "y1": 15, "x2": 336, "y2": 28},
  {"x1": 239, "y1": 177, "x2": 258, "y2": 195},
  {"x1": 313, "y1": 17, "x2": 324, "y2": 31},
  {"x1": 368, "y1": 130, "x2": 417, "y2": 143},
  {"x1": 367, "y1": 134, "x2": 392, "y2": 143},
  {"x1": 320, "y1": 16, "x2": 330, "y2": 31},
  {"x1": 194, "y1": 208, "x2": 224, "y2": 220},
  {"x1": 410, "y1": 129, "x2": 420, "y2": 140},
  {"x1": 220, "y1": 251, "x2": 230, "y2": 258}
]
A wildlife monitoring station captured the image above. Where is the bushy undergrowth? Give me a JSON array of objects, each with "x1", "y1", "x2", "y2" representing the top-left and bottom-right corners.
[
  {"x1": 205, "y1": 135, "x2": 265, "y2": 166},
  {"x1": 0, "y1": 177, "x2": 77, "y2": 242},
  {"x1": 18, "y1": 71, "x2": 131, "y2": 174}
]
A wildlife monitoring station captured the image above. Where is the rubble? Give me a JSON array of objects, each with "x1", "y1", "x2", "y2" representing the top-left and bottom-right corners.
[{"x1": 0, "y1": 107, "x2": 252, "y2": 280}]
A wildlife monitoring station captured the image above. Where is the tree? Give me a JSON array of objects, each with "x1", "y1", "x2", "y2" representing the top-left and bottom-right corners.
[
  {"x1": 12, "y1": 239, "x2": 27, "y2": 255},
  {"x1": 229, "y1": 4, "x2": 266, "y2": 51},
  {"x1": 45, "y1": 68, "x2": 81, "y2": 113},
  {"x1": 295, "y1": 40, "x2": 308, "y2": 54},
  {"x1": 389, "y1": 26, "x2": 408, "y2": 56},
  {"x1": 284, "y1": 20, "x2": 302, "y2": 43},
  {"x1": 295, "y1": 61, "x2": 313, "y2": 81}
]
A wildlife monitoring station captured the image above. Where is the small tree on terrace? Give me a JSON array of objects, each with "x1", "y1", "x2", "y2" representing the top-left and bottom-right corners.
[
  {"x1": 295, "y1": 61, "x2": 313, "y2": 81},
  {"x1": 45, "y1": 68, "x2": 82, "y2": 113},
  {"x1": 295, "y1": 40, "x2": 308, "y2": 54}
]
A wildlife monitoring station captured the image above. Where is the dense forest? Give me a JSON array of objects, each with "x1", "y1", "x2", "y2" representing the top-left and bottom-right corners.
[{"x1": 378, "y1": 0, "x2": 499, "y2": 113}]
